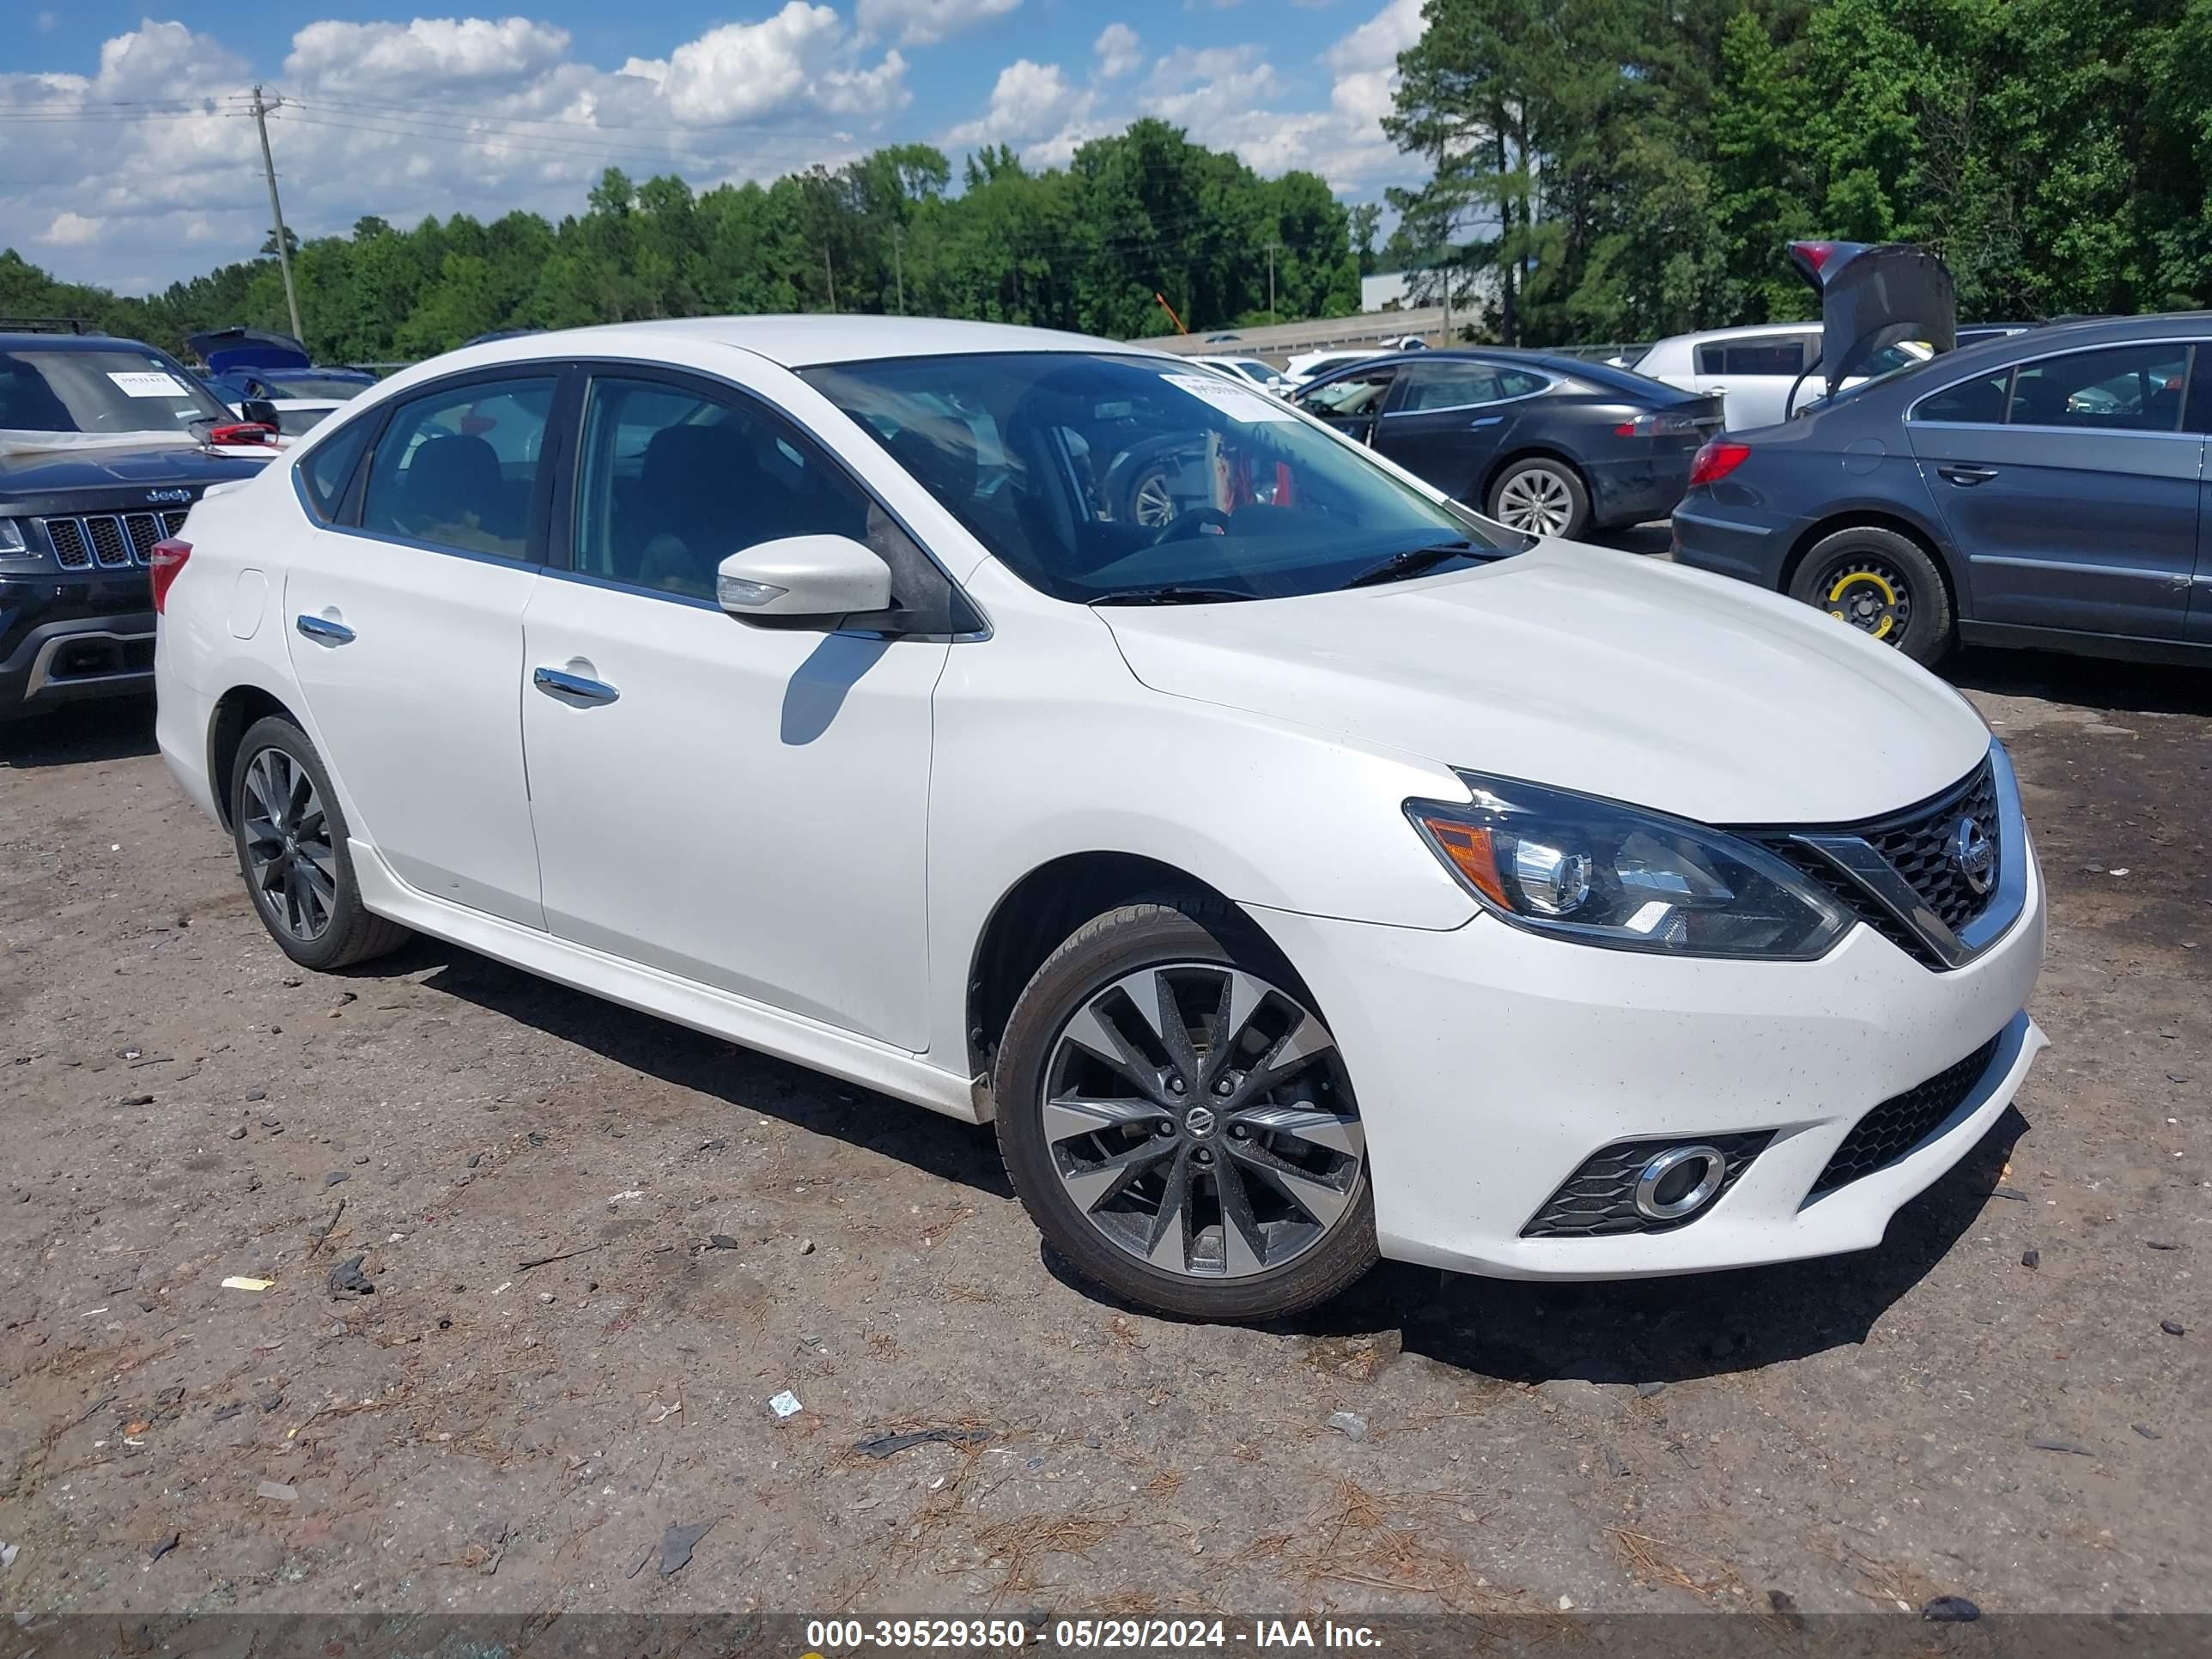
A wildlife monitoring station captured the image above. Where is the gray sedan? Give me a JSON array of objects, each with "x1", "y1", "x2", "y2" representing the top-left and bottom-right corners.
[{"x1": 1672, "y1": 313, "x2": 2212, "y2": 666}]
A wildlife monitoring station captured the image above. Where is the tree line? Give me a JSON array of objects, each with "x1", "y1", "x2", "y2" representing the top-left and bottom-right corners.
[
  {"x1": 0, "y1": 121, "x2": 1364, "y2": 364},
  {"x1": 6, "y1": 0, "x2": 2207, "y2": 364},
  {"x1": 1384, "y1": 0, "x2": 2212, "y2": 344}
]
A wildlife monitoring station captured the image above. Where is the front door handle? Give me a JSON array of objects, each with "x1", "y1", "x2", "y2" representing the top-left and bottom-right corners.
[
  {"x1": 1938, "y1": 463, "x2": 1999, "y2": 487},
  {"x1": 295, "y1": 614, "x2": 355, "y2": 647},
  {"x1": 533, "y1": 665, "x2": 620, "y2": 705}
]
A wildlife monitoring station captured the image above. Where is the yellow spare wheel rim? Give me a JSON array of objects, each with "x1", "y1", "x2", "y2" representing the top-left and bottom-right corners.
[{"x1": 1822, "y1": 561, "x2": 1910, "y2": 643}]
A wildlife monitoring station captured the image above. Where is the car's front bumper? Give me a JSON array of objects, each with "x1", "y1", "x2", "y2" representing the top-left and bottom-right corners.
[
  {"x1": 1249, "y1": 838, "x2": 2045, "y2": 1279},
  {"x1": 0, "y1": 574, "x2": 156, "y2": 718}
]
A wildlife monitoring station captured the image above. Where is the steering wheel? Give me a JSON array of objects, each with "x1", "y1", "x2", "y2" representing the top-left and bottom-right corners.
[{"x1": 1152, "y1": 507, "x2": 1231, "y2": 546}]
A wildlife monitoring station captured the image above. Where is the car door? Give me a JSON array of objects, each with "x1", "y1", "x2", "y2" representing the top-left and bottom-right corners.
[
  {"x1": 1696, "y1": 335, "x2": 1814, "y2": 430},
  {"x1": 1294, "y1": 364, "x2": 1399, "y2": 445},
  {"x1": 518, "y1": 367, "x2": 948, "y2": 1050},
  {"x1": 1907, "y1": 341, "x2": 2200, "y2": 641},
  {"x1": 282, "y1": 369, "x2": 555, "y2": 928},
  {"x1": 2186, "y1": 358, "x2": 2212, "y2": 647},
  {"x1": 1371, "y1": 359, "x2": 1543, "y2": 500}
]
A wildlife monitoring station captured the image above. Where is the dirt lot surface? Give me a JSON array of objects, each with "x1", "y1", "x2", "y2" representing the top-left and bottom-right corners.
[{"x1": 1, "y1": 647, "x2": 2205, "y2": 1627}]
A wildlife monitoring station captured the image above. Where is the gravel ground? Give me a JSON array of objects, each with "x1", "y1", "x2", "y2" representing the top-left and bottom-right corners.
[{"x1": 0, "y1": 647, "x2": 2205, "y2": 1626}]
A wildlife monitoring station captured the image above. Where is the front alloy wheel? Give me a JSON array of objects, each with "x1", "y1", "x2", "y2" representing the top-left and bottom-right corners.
[
  {"x1": 994, "y1": 898, "x2": 1379, "y2": 1321},
  {"x1": 1042, "y1": 963, "x2": 1364, "y2": 1279}
]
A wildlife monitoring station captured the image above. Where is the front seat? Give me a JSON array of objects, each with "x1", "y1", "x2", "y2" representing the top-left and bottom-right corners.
[{"x1": 633, "y1": 423, "x2": 763, "y2": 599}]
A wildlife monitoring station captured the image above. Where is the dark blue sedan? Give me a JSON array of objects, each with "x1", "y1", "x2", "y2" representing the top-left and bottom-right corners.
[{"x1": 1672, "y1": 313, "x2": 2212, "y2": 666}]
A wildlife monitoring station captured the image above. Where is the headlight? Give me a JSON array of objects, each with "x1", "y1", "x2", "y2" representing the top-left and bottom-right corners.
[
  {"x1": 0, "y1": 517, "x2": 27, "y2": 555},
  {"x1": 1407, "y1": 771, "x2": 1850, "y2": 959}
]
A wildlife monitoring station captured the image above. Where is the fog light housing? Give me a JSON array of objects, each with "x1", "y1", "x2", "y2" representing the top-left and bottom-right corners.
[
  {"x1": 1632, "y1": 1144, "x2": 1729, "y2": 1221},
  {"x1": 1521, "y1": 1131, "x2": 1771, "y2": 1237}
]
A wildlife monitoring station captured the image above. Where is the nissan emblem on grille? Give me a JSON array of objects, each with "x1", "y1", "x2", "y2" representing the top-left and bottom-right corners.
[{"x1": 1950, "y1": 815, "x2": 1995, "y2": 895}]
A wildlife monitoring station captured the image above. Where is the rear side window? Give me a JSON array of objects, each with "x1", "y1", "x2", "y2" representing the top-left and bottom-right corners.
[
  {"x1": 2007, "y1": 344, "x2": 2188, "y2": 432},
  {"x1": 359, "y1": 377, "x2": 554, "y2": 558},
  {"x1": 1913, "y1": 370, "x2": 2011, "y2": 425},
  {"x1": 298, "y1": 416, "x2": 374, "y2": 521},
  {"x1": 1398, "y1": 363, "x2": 1548, "y2": 411},
  {"x1": 1705, "y1": 338, "x2": 1809, "y2": 377}
]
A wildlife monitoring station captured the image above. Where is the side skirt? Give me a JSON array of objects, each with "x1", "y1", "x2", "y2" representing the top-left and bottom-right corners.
[{"x1": 351, "y1": 840, "x2": 983, "y2": 1124}]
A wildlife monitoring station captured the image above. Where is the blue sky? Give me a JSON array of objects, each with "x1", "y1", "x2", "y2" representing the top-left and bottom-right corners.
[{"x1": 4, "y1": 0, "x2": 1424, "y2": 292}]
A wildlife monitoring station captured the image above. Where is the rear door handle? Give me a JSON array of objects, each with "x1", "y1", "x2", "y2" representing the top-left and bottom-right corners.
[
  {"x1": 533, "y1": 665, "x2": 620, "y2": 705},
  {"x1": 1938, "y1": 463, "x2": 1999, "y2": 486},
  {"x1": 1469, "y1": 416, "x2": 1504, "y2": 428},
  {"x1": 295, "y1": 614, "x2": 355, "y2": 647}
]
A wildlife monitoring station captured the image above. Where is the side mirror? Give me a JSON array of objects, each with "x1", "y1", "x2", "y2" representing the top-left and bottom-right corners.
[
  {"x1": 716, "y1": 534, "x2": 891, "y2": 628},
  {"x1": 240, "y1": 398, "x2": 280, "y2": 428}
]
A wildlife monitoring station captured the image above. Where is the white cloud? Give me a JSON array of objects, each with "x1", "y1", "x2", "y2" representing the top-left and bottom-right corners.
[
  {"x1": 284, "y1": 17, "x2": 574, "y2": 94},
  {"x1": 856, "y1": 0, "x2": 1022, "y2": 47},
  {"x1": 35, "y1": 10, "x2": 58, "y2": 31},
  {"x1": 39, "y1": 211, "x2": 101, "y2": 246},
  {"x1": 946, "y1": 59, "x2": 1096, "y2": 146},
  {"x1": 1323, "y1": 0, "x2": 1422, "y2": 75},
  {"x1": 2, "y1": 14, "x2": 910, "y2": 291},
  {"x1": 1093, "y1": 23, "x2": 1141, "y2": 81}
]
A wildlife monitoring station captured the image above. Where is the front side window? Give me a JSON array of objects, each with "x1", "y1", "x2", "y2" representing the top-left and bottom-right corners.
[
  {"x1": 0, "y1": 347, "x2": 234, "y2": 435},
  {"x1": 803, "y1": 352, "x2": 1504, "y2": 604},
  {"x1": 572, "y1": 375, "x2": 873, "y2": 601},
  {"x1": 1300, "y1": 368, "x2": 1396, "y2": 416},
  {"x1": 359, "y1": 377, "x2": 553, "y2": 558},
  {"x1": 2007, "y1": 344, "x2": 2189, "y2": 431}
]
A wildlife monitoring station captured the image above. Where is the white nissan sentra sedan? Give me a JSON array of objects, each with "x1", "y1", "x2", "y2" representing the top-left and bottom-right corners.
[{"x1": 152, "y1": 318, "x2": 2046, "y2": 1322}]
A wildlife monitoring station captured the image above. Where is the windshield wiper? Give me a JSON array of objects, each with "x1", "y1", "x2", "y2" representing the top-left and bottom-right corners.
[
  {"x1": 1091, "y1": 585, "x2": 1260, "y2": 606},
  {"x1": 1342, "y1": 540, "x2": 1485, "y2": 589}
]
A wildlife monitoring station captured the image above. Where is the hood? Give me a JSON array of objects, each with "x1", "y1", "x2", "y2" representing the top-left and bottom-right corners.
[
  {"x1": 0, "y1": 441, "x2": 269, "y2": 497},
  {"x1": 1097, "y1": 542, "x2": 1989, "y2": 826},
  {"x1": 186, "y1": 327, "x2": 311, "y2": 375}
]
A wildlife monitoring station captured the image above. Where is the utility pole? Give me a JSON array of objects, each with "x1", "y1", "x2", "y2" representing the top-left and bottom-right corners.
[
  {"x1": 250, "y1": 85, "x2": 305, "y2": 345},
  {"x1": 1265, "y1": 242, "x2": 1282, "y2": 325},
  {"x1": 822, "y1": 246, "x2": 838, "y2": 313},
  {"x1": 892, "y1": 224, "x2": 905, "y2": 315}
]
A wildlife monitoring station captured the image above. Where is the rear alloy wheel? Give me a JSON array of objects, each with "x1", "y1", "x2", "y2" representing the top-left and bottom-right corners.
[
  {"x1": 1787, "y1": 526, "x2": 1954, "y2": 666},
  {"x1": 229, "y1": 715, "x2": 411, "y2": 972},
  {"x1": 1487, "y1": 458, "x2": 1590, "y2": 538},
  {"x1": 995, "y1": 899, "x2": 1378, "y2": 1321}
]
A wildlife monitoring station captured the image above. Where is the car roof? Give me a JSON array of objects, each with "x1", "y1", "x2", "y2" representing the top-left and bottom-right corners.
[
  {"x1": 428, "y1": 316, "x2": 1139, "y2": 374},
  {"x1": 0, "y1": 331, "x2": 162, "y2": 353},
  {"x1": 1645, "y1": 322, "x2": 1821, "y2": 350}
]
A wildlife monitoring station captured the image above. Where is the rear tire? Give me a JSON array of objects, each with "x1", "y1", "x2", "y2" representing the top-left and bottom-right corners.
[
  {"x1": 1787, "y1": 526, "x2": 1954, "y2": 666},
  {"x1": 1487, "y1": 458, "x2": 1591, "y2": 539},
  {"x1": 229, "y1": 714, "x2": 411, "y2": 972},
  {"x1": 994, "y1": 895, "x2": 1378, "y2": 1322}
]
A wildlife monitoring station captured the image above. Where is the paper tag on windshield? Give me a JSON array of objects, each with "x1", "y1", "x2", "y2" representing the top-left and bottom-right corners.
[
  {"x1": 1164, "y1": 373, "x2": 1297, "y2": 423},
  {"x1": 109, "y1": 371, "x2": 190, "y2": 398}
]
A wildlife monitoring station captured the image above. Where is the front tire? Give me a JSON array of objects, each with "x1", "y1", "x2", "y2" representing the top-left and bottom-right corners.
[
  {"x1": 1487, "y1": 457, "x2": 1590, "y2": 539},
  {"x1": 229, "y1": 714, "x2": 410, "y2": 971},
  {"x1": 1787, "y1": 526, "x2": 1954, "y2": 665},
  {"x1": 994, "y1": 896, "x2": 1378, "y2": 1322}
]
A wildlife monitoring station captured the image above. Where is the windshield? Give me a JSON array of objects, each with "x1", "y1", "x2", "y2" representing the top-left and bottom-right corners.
[
  {"x1": 801, "y1": 352, "x2": 1502, "y2": 603},
  {"x1": 0, "y1": 348, "x2": 234, "y2": 434}
]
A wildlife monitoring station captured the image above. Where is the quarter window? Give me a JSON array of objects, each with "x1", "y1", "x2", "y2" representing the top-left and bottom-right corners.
[
  {"x1": 571, "y1": 375, "x2": 876, "y2": 602},
  {"x1": 298, "y1": 416, "x2": 374, "y2": 520},
  {"x1": 358, "y1": 377, "x2": 553, "y2": 558},
  {"x1": 2007, "y1": 344, "x2": 2189, "y2": 431}
]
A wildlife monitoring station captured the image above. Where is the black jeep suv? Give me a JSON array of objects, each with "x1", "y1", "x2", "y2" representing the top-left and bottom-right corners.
[{"x1": 0, "y1": 327, "x2": 273, "y2": 720}]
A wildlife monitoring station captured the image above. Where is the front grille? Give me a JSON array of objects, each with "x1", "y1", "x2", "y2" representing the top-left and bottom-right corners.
[
  {"x1": 35, "y1": 509, "x2": 188, "y2": 571},
  {"x1": 1522, "y1": 1131, "x2": 1771, "y2": 1237},
  {"x1": 1808, "y1": 1035, "x2": 2002, "y2": 1196},
  {"x1": 1751, "y1": 757, "x2": 2002, "y2": 969}
]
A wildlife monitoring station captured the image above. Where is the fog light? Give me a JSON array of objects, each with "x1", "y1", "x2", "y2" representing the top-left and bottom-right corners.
[{"x1": 1632, "y1": 1144, "x2": 1729, "y2": 1221}]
